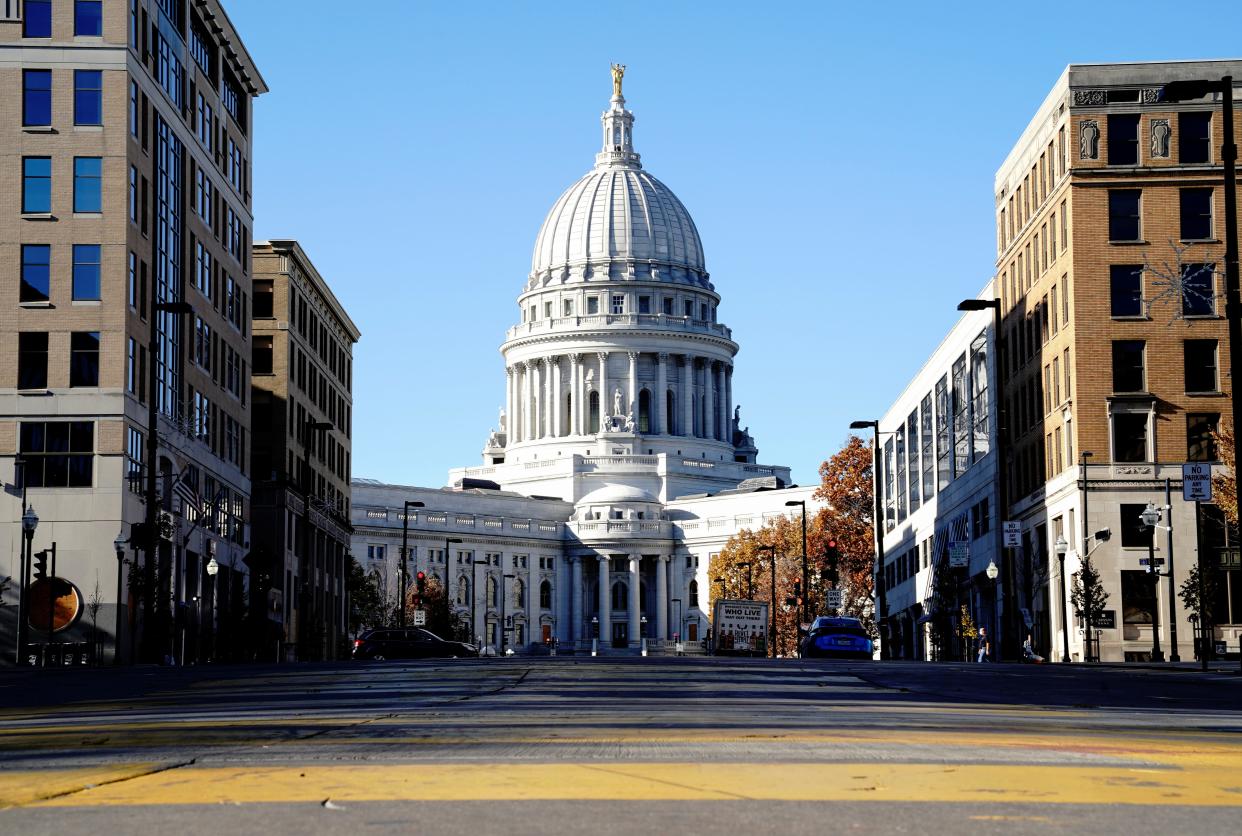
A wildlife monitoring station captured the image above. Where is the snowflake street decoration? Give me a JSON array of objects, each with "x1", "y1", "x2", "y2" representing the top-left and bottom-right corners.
[{"x1": 1143, "y1": 240, "x2": 1220, "y2": 325}]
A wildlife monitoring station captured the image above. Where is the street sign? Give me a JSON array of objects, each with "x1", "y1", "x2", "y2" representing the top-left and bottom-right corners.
[
  {"x1": 1003, "y1": 521, "x2": 1021, "y2": 548},
  {"x1": 1138, "y1": 557, "x2": 1165, "y2": 567},
  {"x1": 412, "y1": 609, "x2": 427, "y2": 626},
  {"x1": 824, "y1": 589, "x2": 844, "y2": 610},
  {"x1": 948, "y1": 541, "x2": 969, "y2": 568},
  {"x1": 1183, "y1": 462, "x2": 1213, "y2": 502}
]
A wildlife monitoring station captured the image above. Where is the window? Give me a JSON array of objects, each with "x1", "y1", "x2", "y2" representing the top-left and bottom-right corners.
[
  {"x1": 1179, "y1": 112, "x2": 1211, "y2": 164},
  {"x1": 586, "y1": 296, "x2": 599, "y2": 315},
  {"x1": 189, "y1": 19, "x2": 215, "y2": 78},
  {"x1": 73, "y1": 157, "x2": 102, "y2": 213},
  {"x1": 156, "y1": 34, "x2": 183, "y2": 108},
  {"x1": 18, "y1": 333, "x2": 48, "y2": 389},
  {"x1": 611, "y1": 294, "x2": 624, "y2": 315},
  {"x1": 194, "y1": 168, "x2": 213, "y2": 225},
  {"x1": 221, "y1": 70, "x2": 245, "y2": 130},
  {"x1": 23, "y1": 70, "x2": 52, "y2": 126},
  {"x1": 72, "y1": 245, "x2": 102, "y2": 300},
  {"x1": 1061, "y1": 275, "x2": 1070, "y2": 325},
  {"x1": 130, "y1": 165, "x2": 138, "y2": 221},
  {"x1": 1180, "y1": 188, "x2": 1213, "y2": 241},
  {"x1": 74, "y1": 70, "x2": 103, "y2": 125},
  {"x1": 562, "y1": 299, "x2": 573, "y2": 317},
  {"x1": 127, "y1": 337, "x2": 137, "y2": 394},
  {"x1": 1120, "y1": 504, "x2": 1155, "y2": 548},
  {"x1": 196, "y1": 94, "x2": 214, "y2": 150},
  {"x1": 19, "y1": 421, "x2": 94, "y2": 487},
  {"x1": 1188, "y1": 413, "x2": 1220, "y2": 462},
  {"x1": 1111, "y1": 340, "x2": 1145, "y2": 392},
  {"x1": 662, "y1": 297, "x2": 674, "y2": 316},
  {"x1": 1185, "y1": 339, "x2": 1218, "y2": 392},
  {"x1": 23, "y1": 0, "x2": 51, "y2": 36},
  {"x1": 1060, "y1": 200, "x2": 1068, "y2": 252},
  {"x1": 1109, "y1": 265, "x2": 1143, "y2": 317},
  {"x1": 70, "y1": 332, "x2": 100, "y2": 387},
  {"x1": 540, "y1": 580, "x2": 553, "y2": 610},
  {"x1": 23, "y1": 157, "x2": 52, "y2": 213},
  {"x1": 684, "y1": 299, "x2": 694, "y2": 317},
  {"x1": 1121, "y1": 570, "x2": 1155, "y2": 626},
  {"x1": 128, "y1": 251, "x2": 137, "y2": 308},
  {"x1": 126, "y1": 426, "x2": 144, "y2": 490},
  {"x1": 544, "y1": 301, "x2": 552, "y2": 319},
  {"x1": 75, "y1": 1, "x2": 103, "y2": 35},
  {"x1": 1181, "y1": 264, "x2": 1215, "y2": 316},
  {"x1": 254, "y1": 280, "x2": 273, "y2": 318},
  {"x1": 252, "y1": 335, "x2": 273, "y2": 375},
  {"x1": 130, "y1": 80, "x2": 138, "y2": 136},
  {"x1": 638, "y1": 295, "x2": 651, "y2": 314},
  {"x1": 1108, "y1": 189, "x2": 1141, "y2": 241},
  {"x1": 1107, "y1": 114, "x2": 1139, "y2": 165},
  {"x1": 1113, "y1": 412, "x2": 1149, "y2": 463},
  {"x1": 21, "y1": 245, "x2": 51, "y2": 303}
]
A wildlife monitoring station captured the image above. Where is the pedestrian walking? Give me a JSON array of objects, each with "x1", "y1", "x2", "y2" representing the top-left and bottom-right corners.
[{"x1": 976, "y1": 627, "x2": 990, "y2": 663}]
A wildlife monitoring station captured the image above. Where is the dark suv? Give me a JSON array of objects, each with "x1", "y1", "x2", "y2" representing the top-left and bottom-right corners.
[{"x1": 351, "y1": 628, "x2": 477, "y2": 660}]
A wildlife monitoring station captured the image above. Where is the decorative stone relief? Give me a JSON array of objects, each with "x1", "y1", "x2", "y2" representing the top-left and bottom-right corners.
[
  {"x1": 1079, "y1": 120, "x2": 1100, "y2": 160},
  {"x1": 1150, "y1": 119, "x2": 1171, "y2": 158},
  {"x1": 1141, "y1": 88, "x2": 1161, "y2": 104},
  {"x1": 1074, "y1": 89, "x2": 1107, "y2": 106}
]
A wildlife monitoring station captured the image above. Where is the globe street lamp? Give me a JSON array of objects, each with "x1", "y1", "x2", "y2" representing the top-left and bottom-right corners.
[
  {"x1": 985, "y1": 560, "x2": 999, "y2": 645},
  {"x1": 1054, "y1": 535, "x2": 1071, "y2": 663},
  {"x1": 113, "y1": 532, "x2": 127, "y2": 665},
  {"x1": 18, "y1": 505, "x2": 39, "y2": 665},
  {"x1": 1139, "y1": 502, "x2": 1166, "y2": 662},
  {"x1": 205, "y1": 555, "x2": 219, "y2": 663}
]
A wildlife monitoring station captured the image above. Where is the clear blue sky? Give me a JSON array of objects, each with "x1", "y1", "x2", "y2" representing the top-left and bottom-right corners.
[{"x1": 228, "y1": 0, "x2": 1242, "y2": 489}]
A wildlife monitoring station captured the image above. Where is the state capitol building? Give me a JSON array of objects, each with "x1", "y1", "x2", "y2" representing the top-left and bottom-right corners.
[{"x1": 351, "y1": 70, "x2": 818, "y2": 652}]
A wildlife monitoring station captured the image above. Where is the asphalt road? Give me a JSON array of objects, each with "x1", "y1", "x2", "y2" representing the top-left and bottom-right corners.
[{"x1": 0, "y1": 657, "x2": 1240, "y2": 834}]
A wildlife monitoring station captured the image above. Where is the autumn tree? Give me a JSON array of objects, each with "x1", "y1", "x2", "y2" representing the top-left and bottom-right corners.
[
  {"x1": 1071, "y1": 556, "x2": 1110, "y2": 662},
  {"x1": 815, "y1": 434, "x2": 877, "y2": 633},
  {"x1": 347, "y1": 558, "x2": 386, "y2": 635},
  {"x1": 1212, "y1": 415, "x2": 1237, "y2": 531}
]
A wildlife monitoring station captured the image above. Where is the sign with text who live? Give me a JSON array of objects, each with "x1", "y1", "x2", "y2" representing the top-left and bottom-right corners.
[{"x1": 1183, "y1": 463, "x2": 1213, "y2": 502}]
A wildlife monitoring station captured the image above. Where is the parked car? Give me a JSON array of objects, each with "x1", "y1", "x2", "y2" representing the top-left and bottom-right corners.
[
  {"x1": 351, "y1": 628, "x2": 477, "y2": 660},
  {"x1": 799, "y1": 616, "x2": 874, "y2": 660}
]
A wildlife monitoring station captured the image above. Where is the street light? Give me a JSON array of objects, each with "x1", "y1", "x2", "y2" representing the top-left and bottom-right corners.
[
  {"x1": 1139, "y1": 502, "x2": 1166, "y2": 662},
  {"x1": 500, "y1": 573, "x2": 516, "y2": 655},
  {"x1": 1054, "y1": 535, "x2": 1071, "y2": 663},
  {"x1": 397, "y1": 501, "x2": 426, "y2": 627},
  {"x1": 757, "y1": 544, "x2": 778, "y2": 658},
  {"x1": 18, "y1": 505, "x2": 38, "y2": 666},
  {"x1": 442, "y1": 537, "x2": 462, "y2": 640},
  {"x1": 1161, "y1": 77, "x2": 1242, "y2": 541},
  {"x1": 1080, "y1": 451, "x2": 1095, "y2": 662},
  {"x1": 205, "y1": 555, "x2": 219, "y2": 664},
  {"x1": 784, "y1": 499, "x2": 810, "y2": 627},
  {"x1": 849, "y1": 419, "x2": 889, "y2": 659},
  {"x1": 985, "y1": 560, "x2": 999, "y2": 647},
  {"x1": 113, "y1": 532, "x2": 127, "y2": 666},
  {"x1": 738, "y1": 561, "x2": 753, "y2": 600},
  {"x1": 956, "y1": 297, "x2": 1013, "y2": 661}
]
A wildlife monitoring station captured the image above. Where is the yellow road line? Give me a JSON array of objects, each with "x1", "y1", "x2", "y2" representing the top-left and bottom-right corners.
[
  {"x1": 0, "y1": 764, "x2": 161, "y2": 808},
  {"x1": 20, "y1": 762, "x2": 1242, "y2": 807}
]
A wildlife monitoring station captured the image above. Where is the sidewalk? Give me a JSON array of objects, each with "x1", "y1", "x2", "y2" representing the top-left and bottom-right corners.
[{"x1": 1083, "y1": 659, "x2": 1241, "y2": 674}]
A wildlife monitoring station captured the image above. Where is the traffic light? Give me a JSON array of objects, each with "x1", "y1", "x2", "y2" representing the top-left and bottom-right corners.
[
  {"x1": 414, "y1": 571, "x2": 426, "y2": 607},
  {"x1": 33, "y1": 549, "x2": 49, "y2": 581},
  {"x1": 822, "y1": 539, "x2": 840, "y2": 586},
  {"x1": 793, "y1": 578, "x2": 802, "y2": 602}
]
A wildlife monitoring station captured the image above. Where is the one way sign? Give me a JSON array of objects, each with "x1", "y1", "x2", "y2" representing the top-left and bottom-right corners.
[{"x1": 1183, "y1": 463, "x2": 1213, "y2": 502}]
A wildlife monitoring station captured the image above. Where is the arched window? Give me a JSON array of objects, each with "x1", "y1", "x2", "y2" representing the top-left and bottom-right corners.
[
  {"x1": 514, "y1": 578, "x2": 525, "y2": 608},
  {"x1": 540, "y1": 580, "x2": 552, "y2": 609},
  {"x1": 666, "y1": 390, "x2": 676, "y2": 435},
  {"x1": 611, "y1": 581, "x2": 628, "y2": 611},
  {"x1": 688, "y1": 579, "x2": 699, "y2": 607},
  {"x1": 456, "y1": 576, "x2": 470, "y2": 606},
  {"x1": 589, "y1": 390, "x2": 600, "y2": 432},
  {"x1": 638, "y1": 389, "x2": 651, "y2": 433},
  {"x1": 487, "y1": 575, "x2": 498, "y2": 608}
]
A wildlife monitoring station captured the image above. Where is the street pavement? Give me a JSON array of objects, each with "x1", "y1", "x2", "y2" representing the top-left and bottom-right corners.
[{"x1": 0, "y1": 656, "x2": 1240, "y2": 834}]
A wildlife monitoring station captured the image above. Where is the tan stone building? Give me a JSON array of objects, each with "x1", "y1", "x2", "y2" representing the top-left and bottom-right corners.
[
  {"x1": 251, "y1": 240, "x2": 359, "y2": 661},
  {"x1": 996, "y1": 61, "x2": 1240, "y2": 662},
  {"x1": 0, "y1": 0, "x2": 265, "y2": 664}
]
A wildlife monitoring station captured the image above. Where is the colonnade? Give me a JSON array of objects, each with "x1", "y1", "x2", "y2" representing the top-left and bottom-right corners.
[
  {"x1": 563, "y1": 553, "x2": 689, "y2": 647},
  {"x1": 505, "y1": 352, "x2": 734, "y2": 443}
]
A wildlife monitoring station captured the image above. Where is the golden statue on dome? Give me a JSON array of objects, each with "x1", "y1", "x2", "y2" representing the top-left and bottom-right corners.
[{"x1": 610, "y1": 63, "x2": 626, "y2": 97}]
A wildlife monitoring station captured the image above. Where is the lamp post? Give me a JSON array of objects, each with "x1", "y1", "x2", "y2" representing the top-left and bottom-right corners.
[
  {"x1": 397, "y1": 501, "x2": 426, "y2": 627},
  {"x1": 1080, "y1": 451, "x2": 1094, "y2": 662},
  {"x1": 205, "y1": 554, "x2": 219, "y2": 663},
  {"x1": 500, "y1": 573, "x2": 515, "y2": 655},
  {"x1": 738, "y1": 561, "x2": 753, "y2": 600},
  {"x1": 985, "y1": 559, "x2": 999, "y2": 644},
  {"x1": 784, "y1": 499, "x2": 810, "y2": 627},
  {"x1": 850, "y1": 419, "x2": 889, "y2": 659},
  {"x1": 18, "y1": 505, "x2": 38, "y2": 666},
  {"x1": 442, "y1": 537, "x2": 462, "y2": 640},
  {"x1": 956, "y1": 297, "x2": 1012, "y2": 660},
  {"x1": 113, "y1": 532, "x2": 127, "y2": 665},
  {"x1": 1161, "y1": 77, "x2": 1241, "y2": 540},
  {"x1": 1140, "y1": 502, "x2": 1165, "y2": 662},
  {"x1": 1054, "y1": 535, "x2": 1071, "y2": 663},
  {"x1": 670, "y1": 598, "x2": 682, "y2": 649},
  {"x1": 757, "y1": 544, "x2": 777, "y2": 658}
]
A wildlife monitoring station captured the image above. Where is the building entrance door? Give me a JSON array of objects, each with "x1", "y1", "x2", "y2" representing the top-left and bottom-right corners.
[{"x1": 612, "y1": 622, "x2": 628, "y2": 648}]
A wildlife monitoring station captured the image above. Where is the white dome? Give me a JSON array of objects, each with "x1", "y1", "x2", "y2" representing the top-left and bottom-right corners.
[
  {"x1": 575, "y1": 483, "x2": 659, "y2": 506},
  {"x1": 531, "y1": 167, "x2": 705, "y2": 277}
]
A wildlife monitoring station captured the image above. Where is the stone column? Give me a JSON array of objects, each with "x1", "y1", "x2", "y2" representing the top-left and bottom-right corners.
[
  {"x1": 724, "y1": 364, "x2": 733, "y2": 445},
  {"x1": 628, "y1": 555, "x2": 641, "y2": 647},
  {"x1": 667, "y1": 556, "x2": 679, "y2": 638},
  {"x1": 505, "y1": 366, "x2": 514, "y2": 442},
  {"x1": 654, "y1": 353, "x2": 667, "y2": 435},
  {"x1": 568, "y1": 354, "x2": 581, "y2": 436},
  {"x1": 571, "y1": 555, "x2": 583, "y2": 644},
  {"x1": 705, "y1": 360, "x2": 715, "y2": 441},
  {"x1": 681, "y1": 356, "x2": 694, "y2": 438},
  {"x1": 551, "y1": 358, "x2": 561, "y2": 437},
  {"x1": 597, "y1": 352, "x2": 609, "y2": 431},
  {"x1": 656, "y1": 555, "x2": 669, "y2": 640},
  {"x1": 627, "y1": 351, "x2": 639, "y2": 422},
  {"x1": 597, "y1": 555, "x2": 611, "y2": 644},
  {"x1": 520, "y1": 362, "x2": 532, "y2": 442},
  {"x1": 526, "y1": 554, "x2": 538, "y2": 647},
  {"x1": 541, "y1": 358, "x2": 552, "y2": 438},
  {"x1": 534, "y1": 360, "x2": 545, "y2": 439}
]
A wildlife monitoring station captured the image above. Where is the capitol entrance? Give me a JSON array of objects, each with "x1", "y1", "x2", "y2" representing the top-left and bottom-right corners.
[{"x1": 612, "y1": 622, "x2": 628, "y2": 648}]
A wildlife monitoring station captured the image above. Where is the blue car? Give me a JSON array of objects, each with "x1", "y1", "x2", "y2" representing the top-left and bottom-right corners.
[{"x1": 800, "y1": 616, "x2": 874, "y2": 660}]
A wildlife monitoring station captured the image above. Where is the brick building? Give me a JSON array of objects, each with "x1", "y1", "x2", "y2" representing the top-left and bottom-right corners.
[
  {"x1": 0, "y1": 0, "x2": 265, "y2": 664},
  {"x1": 250, "y1": 239, "x2": 359, "y2": 661},
  {"x1": 996, "y1": 61, "x2": 1240, "y2": 662}
]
